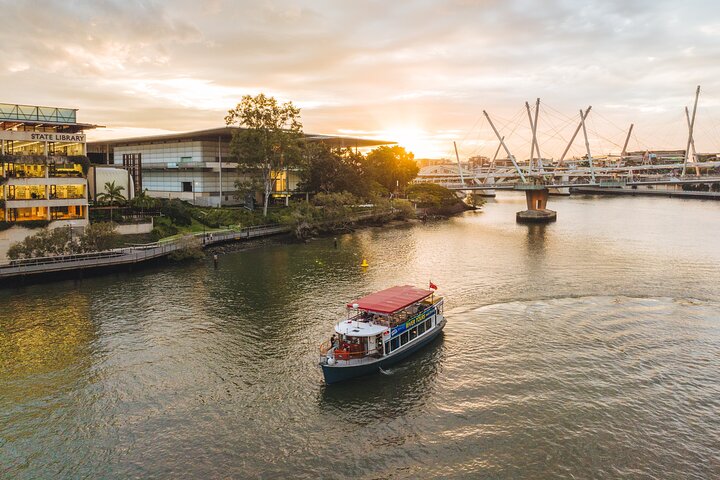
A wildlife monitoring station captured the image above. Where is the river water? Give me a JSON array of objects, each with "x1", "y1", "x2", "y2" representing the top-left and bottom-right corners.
[{"x1": 1, "y1": 193, "x2": 719, "y2": 479}]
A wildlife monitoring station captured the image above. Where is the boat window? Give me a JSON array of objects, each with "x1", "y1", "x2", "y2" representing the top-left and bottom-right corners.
[
  {"x1": 409, "y1": 327, "x2": 418, "y2": 341},
  {"x1": 391, "y1": 337, "x2": 400, "y2": 351},
  {"x1": 400, "y1": 332, "x2": 409, "y2": 345},
  {"x1": 425, "y1": 319, "x2": 432, "y2": 331},
  {"x1": 418, "y1": 322, "x2": 426, "y2": 335}
]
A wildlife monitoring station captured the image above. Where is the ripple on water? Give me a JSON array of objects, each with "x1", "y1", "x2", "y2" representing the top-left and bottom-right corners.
[{"x1": 3, "y1": 197, "x2": 720, "y2": 479}]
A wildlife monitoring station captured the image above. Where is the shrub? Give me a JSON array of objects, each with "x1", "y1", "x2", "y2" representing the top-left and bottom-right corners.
[
  {"x1": 406, "y1": 184, "x2": 460, "y2": 208},
  {"x1": 79, "y1": 222, "x2": 118, "y2": 252},
  {"x1": 150, "y1": 216, "x2": 179, "y2": 241},
  {"x1": 392, "y1": 199, "x2": 416, "y2": 219},
  {"x1": 159, "y1": 199, "x2": 193, "y2": 226},
  {"x1": 7, "y1": 227, "x2": 78, "y2": 260}
]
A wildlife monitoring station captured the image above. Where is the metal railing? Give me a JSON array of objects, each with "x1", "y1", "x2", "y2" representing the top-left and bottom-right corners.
[{"x1": 0, "y1": 223, "x2": 292, "y2": 279}]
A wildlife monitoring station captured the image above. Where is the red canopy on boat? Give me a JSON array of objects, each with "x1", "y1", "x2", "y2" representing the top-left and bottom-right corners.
[{"x1": 347, "y1": 285, "x2": 434, "y2": 314}]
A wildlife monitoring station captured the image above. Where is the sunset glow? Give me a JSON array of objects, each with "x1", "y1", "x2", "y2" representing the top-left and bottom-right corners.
[{"x1": 2, "y1": 1, "x2": 720, "y2": 160}]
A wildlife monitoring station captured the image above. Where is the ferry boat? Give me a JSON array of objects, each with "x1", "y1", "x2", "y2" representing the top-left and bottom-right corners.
[{"x1": 318, "y1": 284, "x2": 446, "y2": 384}]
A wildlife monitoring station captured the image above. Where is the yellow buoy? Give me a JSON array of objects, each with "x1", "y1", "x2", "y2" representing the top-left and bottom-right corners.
[{"x1": 360, "y1": 259, "x2": 369, "y2": 268}]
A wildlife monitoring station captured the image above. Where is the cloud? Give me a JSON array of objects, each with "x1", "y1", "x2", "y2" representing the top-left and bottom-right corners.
[{"x1": 1, "y1": 0, "x2": 719, "y2": 157}]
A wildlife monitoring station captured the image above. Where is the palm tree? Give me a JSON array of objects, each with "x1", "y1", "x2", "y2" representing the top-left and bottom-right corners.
[
  {"x1": 96, "y1": 181, "x2": 126, "y2": 223},
  {"x1": 131, "y1": 188, "x2": 155, "y2": 216}
]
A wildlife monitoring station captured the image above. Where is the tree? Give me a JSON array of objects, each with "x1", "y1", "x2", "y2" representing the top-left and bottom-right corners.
[
  {"x1": 363, "y1": 146, "x2": 419, "y2": 194},
  {"x1": 130, "y1": 188, "x2": 156, "y2": 215},
  {"x1": 298, "y1": 144, "x2": 367, "y2": 198},
  {"x1": 225, "y1": 93, "x2": 304, "y2": 217},
  {"x1": 7, "y1": 227, "x2": 77, "y2": 259},
  {"x1": 96, "y1": 181, "x2": 126, "y2": 223},
  {"x1": 406, "y1": 183, "x2": 459, "y2": 208},
  {"x1": 79, "y1": 222, "x2": 119, "y2": 252}
]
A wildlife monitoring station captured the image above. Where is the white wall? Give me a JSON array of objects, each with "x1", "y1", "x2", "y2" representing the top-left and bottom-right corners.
[
  {"x1": 113, "y1": 140, "x2": 231, "y2": 166},
  {"x1": 89, "y1": 166, "x2": 134, "y2": 201}
]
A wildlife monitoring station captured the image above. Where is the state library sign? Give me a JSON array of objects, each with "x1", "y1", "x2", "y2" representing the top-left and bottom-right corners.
[{"x1": 0, "y1": 131, "x2": 86, "y2": 143}]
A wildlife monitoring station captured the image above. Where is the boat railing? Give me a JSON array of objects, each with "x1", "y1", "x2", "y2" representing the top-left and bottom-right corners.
[
  {"x1": 331, "y1": 349, "x2": 382, "y2": 365},
  {"x1": 319, "y1": 340, "x2": 333, "y2": 355}
]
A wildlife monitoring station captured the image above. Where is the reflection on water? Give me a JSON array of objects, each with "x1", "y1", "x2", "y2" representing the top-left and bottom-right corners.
[
  {"x1": 318, "y1": 334, "x2": 445, "y2": 423},
  {"x1": 0, "y1": 292, "x2": 93, "y2": 381},
  {"x1": 1, "y1": 193, "x2": 720, "y2": 478}
]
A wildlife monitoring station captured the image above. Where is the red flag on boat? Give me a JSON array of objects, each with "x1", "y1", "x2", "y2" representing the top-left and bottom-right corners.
[{"x1": 429, "y1": 281, "x2": 438, "y2": 290}]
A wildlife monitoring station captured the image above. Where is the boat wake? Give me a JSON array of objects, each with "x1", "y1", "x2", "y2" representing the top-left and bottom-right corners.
[{"x1": 378, "y1": 367, "x2": 393, "y2": 375}]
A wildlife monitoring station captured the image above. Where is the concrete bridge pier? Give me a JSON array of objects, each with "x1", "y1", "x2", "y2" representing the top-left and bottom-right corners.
[{"x1": 515, "y1": 184, "x2": 557, "y2": 223}]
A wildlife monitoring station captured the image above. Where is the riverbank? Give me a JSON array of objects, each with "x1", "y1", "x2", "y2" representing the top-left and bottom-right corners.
[
  {"x1": 0, "y1": 208, "x2": 413, "y2": 287},
  {"x1": 572, "y1": 186, "x2": 720, "y2": 200}
]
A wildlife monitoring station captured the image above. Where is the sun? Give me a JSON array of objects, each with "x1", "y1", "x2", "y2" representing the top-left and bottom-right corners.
[{"x1": 378, "y1": 125, "x2": 441, "y2": 159}]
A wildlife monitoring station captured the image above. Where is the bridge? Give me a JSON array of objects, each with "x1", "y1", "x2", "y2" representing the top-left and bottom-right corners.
[{"x1": 415, "y1": 161, "x2": 720, "y2": 191}]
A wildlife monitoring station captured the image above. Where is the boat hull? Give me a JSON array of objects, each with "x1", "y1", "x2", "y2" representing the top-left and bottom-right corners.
[{"x1": 321, "y1": 318, "x2": 446, "y2": 384}]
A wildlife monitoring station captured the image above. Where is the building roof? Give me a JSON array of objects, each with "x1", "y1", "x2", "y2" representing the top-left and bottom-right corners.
[
  {"x1": 0, "y1": 103, "x2": 100, "y2": 131},
  {"x1": 347, "y1": 285, "x2": 434, "y2": 314},
  {"x1": 87, "y1": 126, "x2": 395, "y2": 148}
]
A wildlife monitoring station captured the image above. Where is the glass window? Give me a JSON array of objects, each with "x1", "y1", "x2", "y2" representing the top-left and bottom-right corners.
[
  {"x1": 182, "y1": 181, "x2": 192, "y2": 192},
  {"x1": 400, "y1": 332, "x2": 409, "y2": 345},
  {"x1": 409, "y1": 327, "x2": 418, "y2": 341},
  {"x1": 418, "y1": 322, "x2": 426, "y2": 335},
  {"x1": 391, "y1": 337, "x2": 399, "y2": 351},
  {"x1": 425, "y1": 319, "x2": 432, "y2": 331}
]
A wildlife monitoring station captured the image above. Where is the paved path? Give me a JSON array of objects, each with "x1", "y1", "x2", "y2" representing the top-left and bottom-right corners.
[{"x1": 0, "y1": 224, "x2": 290, "y2": 282}]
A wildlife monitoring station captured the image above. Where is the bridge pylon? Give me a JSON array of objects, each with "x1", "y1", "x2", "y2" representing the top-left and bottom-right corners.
[{"x1": 515, "y1": 183, "x2": 557, "y2": 223}]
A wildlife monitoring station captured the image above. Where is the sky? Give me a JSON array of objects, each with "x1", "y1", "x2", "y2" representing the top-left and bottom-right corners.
[{"x1": 3, "y1": 0, "x2": 720, "y2": 159}]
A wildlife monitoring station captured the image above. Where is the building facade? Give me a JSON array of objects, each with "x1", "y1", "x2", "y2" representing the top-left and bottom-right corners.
[
  {"x1": 0, "y1": 103, "x2": 97, "y2": 225},
  {"x1": 88, "y1": 128, "x2": 394, "y2": 207}
]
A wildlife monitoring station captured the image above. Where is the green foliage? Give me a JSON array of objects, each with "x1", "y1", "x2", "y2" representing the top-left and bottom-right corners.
[
  {"x1": 190, "y1": 207, "x2": 265, "y2": 229},
  {"x1": 0, "y1": 221, "x2": 11, "y2": 232},
  {"x1": 18, "y1": 220, "x2": 50, "y2": 229},
  {"x1": 79, "y1": 222, "x2": 119, "y2": 252},
  {"x1": 150, "y1": 216, "x2": 179, "y2": 241},
  {"x1": 68, "y1": 156, "x2": 91, "y2": 175},
  {"x1": 406, "y1": 183, "x2": 460, "y2": 208},
  {"x1": 6, "y1": 222, "x2": 122, "y2": 259},
  {"x1": 225, "y1": 93, "x2": 304, "y2": 216},
  {"x1": 130, "y1": 189, "x2": 158, "y2": 211},
  {"x1": 299, "y1": 145, "x2": 367, "y2": 198},
  {"x1": 159, "y1": 198, "x2": 192, "y2": 226},
  {"x1": 312, "y1": 191, "x2": 359, "y2": 209},
  {"x1": 96, "y1": 181, "x2": 126, "y2": 205},
  {"x1": 7, "y1": 227, "x2": 76, "y2": 259},
  {"x1": 284, "y1": 192, "x2": 368, "y2": 239},
  {"x1": 363, "y1": 146, "x2": 419, "y2": 194},
  {"x1": 392, "y1": 199, "x2": 416, "y2": 219},
  {"x1": 96, "y1": 181, "x2": 127, "y2": 223}
]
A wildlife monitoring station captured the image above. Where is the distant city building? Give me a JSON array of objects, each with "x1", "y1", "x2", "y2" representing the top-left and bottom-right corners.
[
  {"x1": 468, "y1": 155, "x2": 490, "y2": 169},
  {"x1": 0, "y1": 103, "x2": 98, "y2": 225},
  {"x1": 88, "y1": 128, "x2": 394, "y2": 206},
  {"x1": 417, "y1": 158, "x2": 453, "y2": 168}
]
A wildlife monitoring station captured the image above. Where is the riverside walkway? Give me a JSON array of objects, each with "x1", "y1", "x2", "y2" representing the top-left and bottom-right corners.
[{"x1": 0, "y1": 224, "x2": 290, "y2": 282}]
